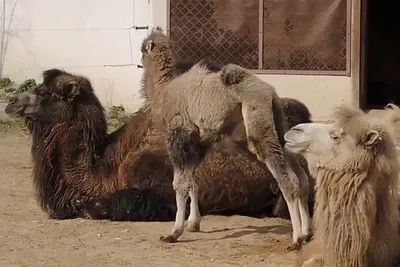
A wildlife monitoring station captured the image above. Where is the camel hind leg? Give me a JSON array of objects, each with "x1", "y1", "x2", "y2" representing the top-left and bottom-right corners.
[
  {"x1": 284, "y1": 149, "x2": 312, "y2": 242},
  {"x1": 241, "y1": 100, "x2": 311, "y2": 250},
  {"x1": 160, "y1": 123, "x2": 207, "y2": 243},
  {"x1": 220, "y1": 63, "x2": 311, "y2": 248}
]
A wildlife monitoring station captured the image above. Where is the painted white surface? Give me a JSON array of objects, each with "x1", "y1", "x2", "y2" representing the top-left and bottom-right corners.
[
  {"x1": 1, "y1": 0, "x2": 360, "y2": 120},
  {"x1": 259, "y1": 75, "x2": 354, "y2": 121},
  {"x1": 0, "y1": 0, "x2": 149, "y2": 112}
]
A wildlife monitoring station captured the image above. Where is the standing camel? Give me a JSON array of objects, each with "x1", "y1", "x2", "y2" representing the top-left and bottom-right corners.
[
  {"x1": 140, "y1": 28, "x2": 311, "y2": 250},
  {"x1": 284, "y1": 105, "x2": 400, "y2": 267}
]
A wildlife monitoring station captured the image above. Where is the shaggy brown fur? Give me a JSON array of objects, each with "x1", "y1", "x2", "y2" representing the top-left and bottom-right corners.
[
  {"x1": 140, "y1": 28, "x2": 311, "y2": 249},
  {"x1": 4, "y1": 67, "x2": 313, "y2": 222},
  {"x1": 285, "y1": 106, "x2": 400, "y2": 267}
]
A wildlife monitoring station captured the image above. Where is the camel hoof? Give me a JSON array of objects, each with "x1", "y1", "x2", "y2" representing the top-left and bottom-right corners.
[
  {"x1": 187, "y1": 223, "x2": 200, "y2": 232},
  {"x1": 287, "y1": 242, "x2": 302, "y2": 251},
  {"x1": 302, "y1": 233, "x2": 313, "y2": 243},
  {"x1": 160, "y1": 235, "x2": 178, "y2": 243}
]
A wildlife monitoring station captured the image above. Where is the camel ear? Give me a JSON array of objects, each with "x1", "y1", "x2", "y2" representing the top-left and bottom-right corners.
[
  {"x1": 62, "y1": 81, "x2": 80, "y2": 102},
  {"x1": 362, "y1": 129, "x2": 381, "y2": 147},
  {"x1": 145, "y1": 40, "x2": 154, "y2": 54},
  {"x1": 385, "y1": 103, "x2": 399, "y2": 110}
]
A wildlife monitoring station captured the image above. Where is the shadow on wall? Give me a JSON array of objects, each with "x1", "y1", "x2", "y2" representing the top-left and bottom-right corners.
[{"x1": 0, "y1": 0, "x2": 17, "y2": 77}]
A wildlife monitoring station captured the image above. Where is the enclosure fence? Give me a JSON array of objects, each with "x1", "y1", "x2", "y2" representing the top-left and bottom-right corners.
[{"x1": 168, "y1": 0, "x2": 351, "y2": 76}]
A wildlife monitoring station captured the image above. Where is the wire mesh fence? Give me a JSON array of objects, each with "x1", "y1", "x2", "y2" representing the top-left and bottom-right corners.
[{"x1": 169, "y1": 0, "x2": 350, "y2": 74}]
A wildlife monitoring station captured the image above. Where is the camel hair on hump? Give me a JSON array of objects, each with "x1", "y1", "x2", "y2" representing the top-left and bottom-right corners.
[
  {"x1": 3, "y1": 64, "x2": 314, "y2": 222},
  {"x1": 140, "y1": 27, "x2": 311, "y2": 250},
  {"x1": 285, "y1": 105, "x2": 400, "y2": 267}
]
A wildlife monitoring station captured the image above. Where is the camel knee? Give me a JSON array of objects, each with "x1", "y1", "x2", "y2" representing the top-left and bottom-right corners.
[
  {"x1": 284, "y1": 150, "x2": 310, "y2": 197},
  {"x1": 279, "y1": 180, "x2": 301, "y2": 202},
  {"x1": 264, "y1": 156, "x2": 301, "y2": 201}
]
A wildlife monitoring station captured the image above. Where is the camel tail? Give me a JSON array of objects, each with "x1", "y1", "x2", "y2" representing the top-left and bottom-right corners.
[
  {"x1": 219, "y1": 64, "x2": 289, "y2": 145},
  {"x1": 82, "y1": 188, "x2": 176, "y2": 222}
]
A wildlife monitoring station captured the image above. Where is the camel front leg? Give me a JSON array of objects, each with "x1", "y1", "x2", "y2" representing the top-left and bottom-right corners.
[
  {"x1": 160, "y1": 169, "x2": 190, "y2": 243},
  {"x1": 187, "y1": 183, "x2": 201, "y2": 232},
  {"x1": 160, "y1": 124, "x2": 207, "y2": 243}
]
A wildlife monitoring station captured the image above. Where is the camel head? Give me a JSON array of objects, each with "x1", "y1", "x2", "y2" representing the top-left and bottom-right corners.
[
  {"x1": 5, "y1": 90, "x2": 40, "y2": 118},
  {"x1": 284, "y1": 105, "x2": 394, "y2": 171},
  {"x1": 5, "y1": 68, "x2": 97, "y2": 124},
  {"x1": 367, "y1": 103, "x2": 400, "y2": 154},
  {"x1": 384, "y1": 102, "x2": 400, "y2": 111},
  {"x1": 140, "y1": 27, "x2": 173, "y2": 68}
]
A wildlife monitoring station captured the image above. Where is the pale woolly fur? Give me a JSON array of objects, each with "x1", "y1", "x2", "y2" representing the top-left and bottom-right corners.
[
  {"x1": 297, "y1": 106, "x2": 400, "y2": 267},
  {"x1": 140, "y1": 28, "x2": 312, "y2": 248}
]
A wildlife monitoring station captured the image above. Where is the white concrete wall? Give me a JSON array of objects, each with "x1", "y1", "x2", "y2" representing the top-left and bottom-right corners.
[
  {"x1": 0, "y1": 0, "x2": 152, "y2": 112},
  {"x1": 1, "y1": 0, "x2": 360, "y2": 120}
]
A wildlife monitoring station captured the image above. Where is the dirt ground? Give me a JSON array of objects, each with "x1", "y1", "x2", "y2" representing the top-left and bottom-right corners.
[{"x1": 0, "y1": 130, "x2": 297, "y2": 267}]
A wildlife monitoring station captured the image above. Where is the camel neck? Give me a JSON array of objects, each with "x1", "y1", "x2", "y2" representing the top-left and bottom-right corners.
[
  {"x1": 142, "y1": 59, "x2": 176, "y2": 115},
  {"x1": 312, "y1": 166, "x2": 398, "y2": 267}
]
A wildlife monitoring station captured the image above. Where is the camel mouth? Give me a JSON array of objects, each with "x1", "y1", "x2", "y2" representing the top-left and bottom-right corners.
[
  {"x1": 284, "y1": 140, "x2": 310, "y2": 154},
  {"x1": 284, "y1": 126, "x2": 310, "y2": 153},
  {"x1": 4, "y1": 104, "x2": 25, "y2": 118}
]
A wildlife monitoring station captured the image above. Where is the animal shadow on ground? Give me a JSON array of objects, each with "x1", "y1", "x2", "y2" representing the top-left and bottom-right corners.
[
  {"x1": 217, "y1": 224, "x2": 292, "y2": 240},
  {"x1": 179, "y1": 224, "x2": 292, "y2": 243}
]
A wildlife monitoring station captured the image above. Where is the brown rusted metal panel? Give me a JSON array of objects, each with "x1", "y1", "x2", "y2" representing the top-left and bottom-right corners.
[{"x1": 168, "y1": 0, "x2": 351, "y2": 75}]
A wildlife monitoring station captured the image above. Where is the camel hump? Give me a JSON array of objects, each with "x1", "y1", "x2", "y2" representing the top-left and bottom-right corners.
[
  {"x1": 197, "y1": 59, "x2": 222, "y2": 73},
  {"x1": 220, "y1": 64, "x2": 250, "y2": 86}
]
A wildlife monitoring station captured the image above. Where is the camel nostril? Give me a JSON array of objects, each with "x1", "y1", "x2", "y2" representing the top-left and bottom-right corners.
[
  {"x1": 8, "y1": 97, "x2": 17, "y2": 104},
  {"x1": 291, "y1": 126, "x2": 304, "y2": 133}
]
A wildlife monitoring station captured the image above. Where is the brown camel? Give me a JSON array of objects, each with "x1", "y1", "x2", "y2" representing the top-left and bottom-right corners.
[
  {"x1": 284, "y1": 105, "x2": 400, "y2": 267},
  {"x1": 140, "y1": 28, "x2": 311, "y2": 249},
  {"x1": 4, "y1": 66, "x2": 314, "y2": 222}
]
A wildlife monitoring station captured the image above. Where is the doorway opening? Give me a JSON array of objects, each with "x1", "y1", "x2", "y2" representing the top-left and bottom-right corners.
[{"x1": 360, "y1": 0, "x2": 400, "y2": 109}]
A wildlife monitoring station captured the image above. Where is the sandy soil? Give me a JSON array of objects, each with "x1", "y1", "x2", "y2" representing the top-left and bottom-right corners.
[{"x1": 0, "y1": 130, "x2": 297, "y2": 267}]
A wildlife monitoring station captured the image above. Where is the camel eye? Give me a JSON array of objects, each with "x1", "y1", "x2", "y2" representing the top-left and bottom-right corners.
[{"x1": 330, "y1": 132, "x2": 340, "y2": 142}]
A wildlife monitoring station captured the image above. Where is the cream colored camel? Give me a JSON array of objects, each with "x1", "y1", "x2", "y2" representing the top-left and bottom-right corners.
[
  {"x1": 284, "y1": 105, "x2": 400, "y2": 267},
  {"x1": 368, "y1": 103, "x2": 400, "y2": 154}
]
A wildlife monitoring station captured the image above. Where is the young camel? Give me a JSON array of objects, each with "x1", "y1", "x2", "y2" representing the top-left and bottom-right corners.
[
  {"x1": 141, "y1": 28, "x2": 311, "y2": 249},
  {"x1": 147, "y1": 58, "x2": 316, "y2": 220},
  {"x1": 284, "y1": 105, "x2": 400, "y2": 267}
]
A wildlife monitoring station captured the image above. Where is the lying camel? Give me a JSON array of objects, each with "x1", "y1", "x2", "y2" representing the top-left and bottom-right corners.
[
  {"x1": 4, "y1": 67, "x2": 313, "y2": 222},
  {"x1": 284, "y1": 105, "x2": 400, "y2": 267}
]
